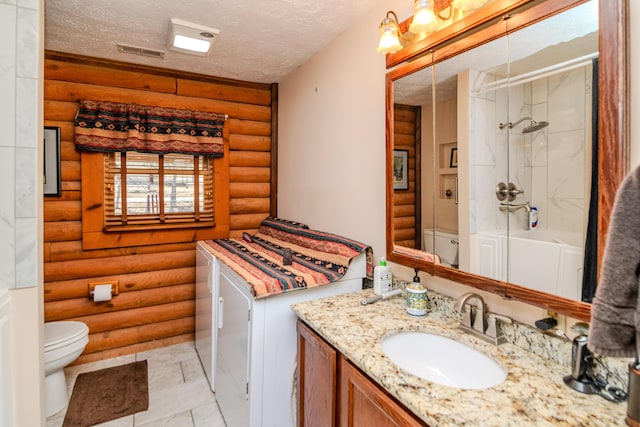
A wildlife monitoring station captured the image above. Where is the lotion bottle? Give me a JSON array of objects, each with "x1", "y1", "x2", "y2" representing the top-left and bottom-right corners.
[{"x1": 373, "y1": 257, "x2": 392, "y2": 295}]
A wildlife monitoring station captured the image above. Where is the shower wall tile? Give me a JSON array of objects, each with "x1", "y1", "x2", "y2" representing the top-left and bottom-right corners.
[
  {"x1": 509, "y1": 133, "x2": 526, "y2": 190},
  {"x1": 530, "y1": 135, "x2": 548, "y2": 168},
  {"x1": 15, "y1": 146, "x2": 36, "y2": 217},
  {"x1": 470, "y1": 97, "x2": 496, "y2": 165},
  {"x1": 549, "y1": 68, "x2": 586, "y2": 133},
  {"x1": 0, "y1": 146, "x2": 15, "y2": 290},
  {"x1": 530, "y1": 165, "x2": 548, "y2": 225},
  {"x1": 17, "y1": 0, "x2": 38, "y2": 10},
  {"x1": 16, "y1": 7, "x2": 37, "y2": 79},
  {"x1": 532, "y1": 78, "x2": 548, "y2": 105},
  {"x1": 472, "y1": 71, "x2": 496, "y2": 102},
  {"x1": 495, "y1": 131, "x2": 508, "y2": 180},
  {"x1": 16, "y1": 77, "x2": 37, "y2": 148},
  {"x1": 547, "y1": 198, "x2": 585, "y2": 235},
  {"x1": 495, "y1": 86, "x2": 508, "y2": 127},
  {"x1": 0, "y1": 3, "x2": 17, "y2": 291},
  {"x1": 15, "y1": 217, "x2": 36, "y2": 288},
  {"x1": 585, "y1": 65, "x2": 593, "y2": 100},
  {"x1": 0, "y1": 0, "x2": 40, "y2": 290},
  {"x1": 0, "y1": 4, "x2": 17, "y2": 148},
  {"x1": 523, "y1": 81, "x2": 532, "y2": 105},
  {"x1": 528, "y1": 68, "x2": 587, "y2": 237},
  {"x1": 475, "y1": 165, "x2": 502, "y2": 231},
  {"x1": 532, "y1": 101, "x2": 549, "y2": 125},
  {"x1": 508, "y1": 84, "x2": 527, "y2": 125},
  {"x1": 548, "y1": 129, "x2": 585, "y2": 199}
]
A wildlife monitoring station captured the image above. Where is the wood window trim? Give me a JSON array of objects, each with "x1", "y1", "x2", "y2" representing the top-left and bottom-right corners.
[
  {"x1": 80, "y1": 130, "x2": 230, "y2": 250},
  {"x1": 103, "y1": 152, "x2": 214, "y2": 230}
]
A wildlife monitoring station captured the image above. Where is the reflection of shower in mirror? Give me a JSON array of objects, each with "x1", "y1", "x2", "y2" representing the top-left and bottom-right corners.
[{"x1": 498, "y1": 117, "x2": 550, "y2": 134}]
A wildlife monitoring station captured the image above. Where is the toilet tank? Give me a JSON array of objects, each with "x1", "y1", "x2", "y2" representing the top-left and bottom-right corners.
[{"x1": 424, "y1": 229, "x2": 459, "y2": 267}]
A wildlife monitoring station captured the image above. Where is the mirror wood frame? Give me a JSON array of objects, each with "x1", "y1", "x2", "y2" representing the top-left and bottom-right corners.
[{"x1": 385, "y1": 0, "x2": 629, "y2": 322}]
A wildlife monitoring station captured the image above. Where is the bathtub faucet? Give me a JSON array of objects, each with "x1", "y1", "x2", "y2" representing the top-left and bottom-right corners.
[{"x1": 499, "y1": 201, "x2": 531, "y2": 213}]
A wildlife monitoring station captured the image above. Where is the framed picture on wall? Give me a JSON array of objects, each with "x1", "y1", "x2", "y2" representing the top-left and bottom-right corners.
[
  {"x1": 44, "y1": 126, "x2": 61, "y2": 196},
  {"x1": 450, "y1": 147, "x2": 458, "y2": 168},
  {"x1": 393, "y1": 149, "x2": 408, "y2": 190}
]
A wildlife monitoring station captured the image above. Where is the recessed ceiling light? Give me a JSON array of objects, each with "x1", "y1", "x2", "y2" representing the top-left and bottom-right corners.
[{"x1": 169, "y1": 18, "x2": 220, "y2": 56}]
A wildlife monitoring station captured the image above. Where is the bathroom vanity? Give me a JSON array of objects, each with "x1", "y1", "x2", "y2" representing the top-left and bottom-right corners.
[
  {"x1": 293, "y1": 290, "x2": 627, "y2": 426},
  {"x1": 297, "y1": 320, "x2": 426, "y2": 426}
]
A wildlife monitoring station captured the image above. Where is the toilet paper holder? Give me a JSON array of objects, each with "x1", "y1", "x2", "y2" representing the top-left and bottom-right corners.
[{"x1": 88, "y1": 280, "x2": 119, "y2": 299}]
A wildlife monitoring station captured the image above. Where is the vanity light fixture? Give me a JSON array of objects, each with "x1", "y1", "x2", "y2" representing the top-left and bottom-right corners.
[
  {"x1": 409, "y1": 0, "x2": 438, "y2": 34},
  {"x1": 376, "y1": 11, "x2": 405, "y2": 54},
  {"x1": 169, "y1": 18, "x2": 220, "y2": 56},
  {"x1": 376, "y1": 0, "x2": 492, "y2": 54}
]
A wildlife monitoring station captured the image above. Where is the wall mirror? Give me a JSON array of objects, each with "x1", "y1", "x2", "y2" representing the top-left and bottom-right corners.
[{"x1": 386, "y1": 0, "x2": 628, "y2": 321}]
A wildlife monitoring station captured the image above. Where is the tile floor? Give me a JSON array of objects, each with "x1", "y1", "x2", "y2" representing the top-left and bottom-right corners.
[{"x1": 46, "y1": 342, "x2": 227, "y2": 427}]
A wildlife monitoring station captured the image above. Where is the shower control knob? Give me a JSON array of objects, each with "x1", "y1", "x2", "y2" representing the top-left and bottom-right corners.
[
  {"x1": 496, "y1": 182, "x2": 508, "y2": 201},
  {"x1": 507, "y1": 183, "x2": 524, "y2": 199},
  {"x1": 496, "y1": 182, "x2": 524, "y2": 202}
]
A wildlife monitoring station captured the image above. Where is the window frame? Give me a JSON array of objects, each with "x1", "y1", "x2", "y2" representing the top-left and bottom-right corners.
[
  {"x1": 80, "y1": 129, "x2": 230, "y2": 250},
  {"x1": 103, "y1": 151, "x2": 214, "y2": 230}
]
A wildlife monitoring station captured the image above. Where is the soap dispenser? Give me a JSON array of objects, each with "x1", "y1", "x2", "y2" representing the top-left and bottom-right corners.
[
  {"x1": 406, "y1": 268, "x2": 427, "y2": 317},
  {"x1": 373, "y1": 257, "x2": 392, "y2": 295},
  {"x1": 563, "y1": 335, "x2": 598, "y2": 394}
]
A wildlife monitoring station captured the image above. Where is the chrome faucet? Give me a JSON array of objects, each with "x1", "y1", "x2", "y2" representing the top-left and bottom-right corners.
[
  {"x1": 454, "y1": 292, "x2": 487, "y2": 333},
  {"x1": 499, "y1": 201, "x2": 531, "y2": 212},
  {"x1": 454, "y1": 292, "x2": 511, "y2": 345}
]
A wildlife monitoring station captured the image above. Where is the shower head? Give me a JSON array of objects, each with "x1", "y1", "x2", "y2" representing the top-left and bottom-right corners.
[
  {"x1": 522, "y1": 120, "x2": 549, "y2": 133},
  {"x1": 498, "y1": 117, "x2": 549, "y2": 134}
]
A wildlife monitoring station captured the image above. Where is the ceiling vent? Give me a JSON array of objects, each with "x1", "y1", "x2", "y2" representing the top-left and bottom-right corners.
[{"x1": 117, "y1": 43, "x2": 166, "y2": 59}]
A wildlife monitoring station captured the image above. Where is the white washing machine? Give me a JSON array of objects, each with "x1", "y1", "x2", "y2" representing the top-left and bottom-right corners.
[
  {"x1": 195, "y1": 242, "x2": 219, "y2": 391},
  {"x1": 195, "y1": 241, "x2": 366, "y2": 427}
]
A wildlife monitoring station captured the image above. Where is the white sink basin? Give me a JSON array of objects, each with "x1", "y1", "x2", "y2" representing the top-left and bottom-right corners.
[{"x1": 380, "y1": 332, "x2": 507, "y2": 389}]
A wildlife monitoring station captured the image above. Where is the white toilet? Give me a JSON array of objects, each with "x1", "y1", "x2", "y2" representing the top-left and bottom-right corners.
[
  {"x1": 44, "y1": 321, "x2": 89, "y2": 417},
  {"x1": 424, "y1": 228, "x2": 459, "y2": 267}
]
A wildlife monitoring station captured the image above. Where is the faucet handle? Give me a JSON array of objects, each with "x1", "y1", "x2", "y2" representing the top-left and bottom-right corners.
[
  {"x1": 471, "y1": 304, "x2": 487, "y2": 334},
  {"x1": 461, "y1": 308, "x2": 473, "y2": 329},
  {"x1": 486, "y1": 313, "x2": 512, "y2": 342}
]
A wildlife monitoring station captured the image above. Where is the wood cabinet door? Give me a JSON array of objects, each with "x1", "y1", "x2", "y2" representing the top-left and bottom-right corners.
[
  {"x1": 338, "y1": 356, "x2": 427, "y2": 427},
  {"x1": 297, "y1": 320, "x2": 338, "y2": 427}
]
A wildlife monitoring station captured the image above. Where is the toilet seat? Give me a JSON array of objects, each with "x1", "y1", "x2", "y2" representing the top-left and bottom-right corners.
[{"x1": 44, "y1": 321, "x2": 89, "y2": 352}]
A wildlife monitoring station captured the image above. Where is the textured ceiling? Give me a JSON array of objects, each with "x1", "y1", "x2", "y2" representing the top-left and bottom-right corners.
[{"x1": 44, "y1": 0, "x2": 387, "y2": 83}]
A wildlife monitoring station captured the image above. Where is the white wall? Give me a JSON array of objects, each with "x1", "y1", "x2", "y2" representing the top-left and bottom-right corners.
[
  {"x1": 278, "y1": 1, "x2": 411, "y2": 260},
  {"x1": 279, "y1": 1, "x2": 639, "y2": 329}
]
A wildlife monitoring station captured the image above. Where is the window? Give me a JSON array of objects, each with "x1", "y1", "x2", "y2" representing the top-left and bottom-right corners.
[{"x1": 104, "y1": 152, "x2": 214, "y2": 230}]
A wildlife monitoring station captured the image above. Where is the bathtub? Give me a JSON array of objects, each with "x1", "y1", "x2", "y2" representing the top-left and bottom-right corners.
[{"x1": 470, "y1": 230, "x2": 584, "y2": 300}]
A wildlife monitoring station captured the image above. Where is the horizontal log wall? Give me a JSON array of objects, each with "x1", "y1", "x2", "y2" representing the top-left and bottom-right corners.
[
  {"x1": 394, "y1": 104, "x2": 420, "y2": 248},
  {"x1": 44, "y1": 52, "x2": 276, "y2": 363}
]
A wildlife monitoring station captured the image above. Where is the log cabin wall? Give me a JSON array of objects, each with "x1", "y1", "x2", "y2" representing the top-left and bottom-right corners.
[
  {"x1": 43, "y1": 52, "x2": 276, "y2": 364},
  {"x1": 393, "y1": 104, "x2": 421, "y2": 249}
]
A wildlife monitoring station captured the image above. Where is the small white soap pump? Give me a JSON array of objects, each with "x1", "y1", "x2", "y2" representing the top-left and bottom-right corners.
[{"x1": 373, "y1": 257, "x2": 392, "y2": 295}]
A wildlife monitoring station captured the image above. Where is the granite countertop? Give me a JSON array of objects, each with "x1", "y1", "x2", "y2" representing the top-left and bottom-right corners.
[{"x1": 292, "y1": 289, "x2": 628, "y2": 427}]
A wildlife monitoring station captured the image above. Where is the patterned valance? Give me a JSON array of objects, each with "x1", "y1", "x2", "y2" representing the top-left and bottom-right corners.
[{"x1": 74, "y1": 100, "x2": 226, "y2": 157}]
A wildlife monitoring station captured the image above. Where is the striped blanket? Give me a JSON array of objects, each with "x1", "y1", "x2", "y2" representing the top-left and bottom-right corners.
[{"x1": 200, "y1": 217, "x2": 373, "y2": 298}]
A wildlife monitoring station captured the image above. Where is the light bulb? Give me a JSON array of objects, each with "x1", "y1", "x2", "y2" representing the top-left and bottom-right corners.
[
  {"x1": 376, "y1": 16, "x2": 402, "y2": 54},
  {"x1": 409, "y1": 0, "x2": 436, "y2": 34}
]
